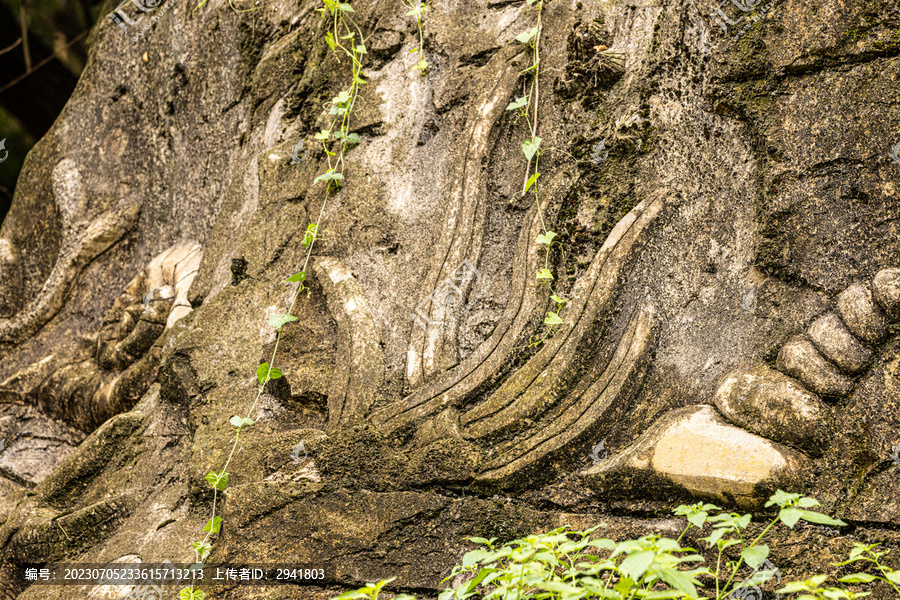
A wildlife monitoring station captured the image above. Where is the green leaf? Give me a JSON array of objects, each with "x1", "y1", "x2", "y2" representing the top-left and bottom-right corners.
[
  {"x1": 551, "y1": 294, "x2": 566, "y2": 305},
  {"x1": 314, "y1": 169, "x2": 345, "y2": 184},
  {"x1": 314, "y1": 130, "x2": 331, "y2": 141},
  {"x1": 467, "y1": 536, "x2": 496, "y2": 545},
  {"x1": 506, "y1": 95, "x2": 529, "y2": 111},
  {"x1": 885, "y1": 571, "x2": 900, "y2": 584},
  {"x1": 355, "y1": 44, "x2": 367, "y2": 54},
  {"x1": 268, "y1": 367, "x2": 283, "y2": 380},
  {"x1": 700, "y1": 528, "x2": 727, "y2": 547},
  {"x1": 179, "y1": 588, "x2": 205, "y2": 600},
  {"x1": 284, "y1": 271, "x2": 306, "y2": 283},
  {"x1": 614, "y1": 577, "x2": 635, "y2": 595},
  {"x1": 544, "y1": 311, "x2": 563, "y2": 325},
  {"x1": 657, "y1": 565, "x2": 699, "y2": 599},
  {"x1": 522, "y1": 136, "x2": 542, "y2": 161},
  {"x1": 687, "y1": 511, "x2": 708, "y2": 528},
  {"x1": 620, "y1": 550, "x2": 656, "y2": 580},
  {"x1": 536, "y1": 268, "x2": 553, "y2": 280},
  {"x1": 837, "y1": 574, "x2": 879, "y2": 583},
  {"x1": 192, "y1": 541, "x2": 212, "y2": 561},
  {"x1": 324, "y1": 32, "x2": 336, "y2": 51},
  {"x1": 205, "y1": 471, "x2": 228, "y2": 491},
  {"x1": 766, "y1": 489, "x2": 802, "y2": 509},
  {"x1": 797, "y1": 510, "x2": 847, "y2": 527},
  {"x1": 229, "y1": 416, "x2": 255, "y2": 428},
  {"x1": 268, "y1": 313, "x2": 299, "y2": 328},
  {"x1": 779, "y1": 507, "x2": 802, "y2": 528},
  {"x1": 535, "y1": 580, "x2": 585, "y2": 596},
  {"x1": 203, "y1": 515, "x2": 223, "y2": 534},
  {"x1": 515, "y1": 27, "x2": 538, "y2": 43},
  {"x1": 741, "y1": 545, "x2": 770, "y2": 569},
  {"x1": 337, "y1": 2, "x2": 354, "y2": 11},
  {"x1": 536, "y1": 230, "x2": 556, "y2": 245},
  {"x1": 523, "y1": 171, "x2": 541, "y2": 194},
  {"x1": 256, "y1": 362, "x2": 270, "y2": 384}
]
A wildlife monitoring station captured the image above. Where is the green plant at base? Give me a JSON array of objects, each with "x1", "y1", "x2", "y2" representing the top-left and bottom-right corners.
[
  {"x1": 334, "y1": 490, "x2": 866, "y2": 600},
  {"x1": 335, "y1": 577, "x2": 417, "y2": 600},
  {"x1": 778, "y1": 543, "x2": 900, "y2": 600},
  {"x1": 674, "y1": 490, "x2": 847, "y2": 600},
  {"x1": 179, "y1": 2, "x2": 368, "y2": 599}
]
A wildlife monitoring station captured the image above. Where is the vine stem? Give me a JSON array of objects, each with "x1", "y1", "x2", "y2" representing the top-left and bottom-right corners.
[
  {"x1": 185, "y1": 5, "x2": 364, "y2": 597},
  {"x1": 520, "y1": 0, "x2": 543, "y2": 195}
]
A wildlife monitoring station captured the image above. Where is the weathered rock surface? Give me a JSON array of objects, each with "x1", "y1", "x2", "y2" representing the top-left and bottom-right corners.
[
  {"x1": 0, "y1": 0, "x2": 899, "y2": 597},
  {"x1": 713, "y1": 364, "x2": 833, "y2": 454},
  {"x1": 873, "y1": 268, "x2": 900, "y2": 318},
  {"x1": 581, "y1": 405, "x2": 809, "y2": 507},
  {"x1": 837, "y1": 284, "x2": 887, "y2": 345},
  {"x1": 808, "y1": 314, "x2": 873, "y2": 375},
  {"x1": 776, "y1": 337, "x2": 854, "y2": 398}
]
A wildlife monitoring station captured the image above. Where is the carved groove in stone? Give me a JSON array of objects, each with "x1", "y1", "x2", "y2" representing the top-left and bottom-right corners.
[
  {"x1": 461, "y1": 195, "x2": 665, "y2": 440},
  {"x1": 377, "y1": 193, "x2": 666, "y2": 436},
  {"x1": 406, "y1": 46, "x2": 527, "y2": 387},
  {"x1": 475, "y1": 302, "x2": 654, "y2": 484},
  {"x1": 312, "y1": 257, "x2": 385, "y2": 432},
  {"x1": 0, "y1": 160, "x2": 142, "y2": 354}
]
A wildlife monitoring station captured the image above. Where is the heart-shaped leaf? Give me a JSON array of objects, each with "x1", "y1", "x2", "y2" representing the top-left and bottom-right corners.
[
  {"x1": 522, "y1": 136, "x2": 542, "y2": 161},
  {"x1": 515, "y1": 27, "x2": 537, "y2": 44}
]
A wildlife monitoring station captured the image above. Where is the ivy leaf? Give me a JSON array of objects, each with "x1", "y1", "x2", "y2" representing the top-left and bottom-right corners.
[
  {"x1": 203, "y1": 516, "x2": 223, "y2": 534},
  {"x1": 336, "y1": 2, "x2": 354, "y2": 11},
  {"x1": 314, "y1": 169, "x2": 345, "y2": 184},
  {"x1": 515, "y1": 27, "x2": 538, "y2": 44},
  {"x1": 523, "y1": 172, "x2": 540, "y2": 194},
  {"x1": 506, "y1": 95, "x2": 528, "y2": 111},
  {"x1": 544, "y1": 311, "x2": 563, "y2": 325},
  {"x1": 269, "y1": 367, "x2": 283, "y2": 379},
  {"x1": 192, "y1": 541, "x2": 212, "y2": 561},
  {"x1": 256, "y1": 362, "x2": 271, "y2": 384},
  {"x1": 550, "y1": 294, "x2": 566, "y2": 305},
  {"x1": 283, "y1": 271, "x2": 306, "y2": 283},
  {"x1": 268, "y1": 313, "x2": 298, "y2": 328},
  {"x1": 536, "y1": 268, "x2": 554, "y2": 280},
  {"x1": 324, "y1": 32, "x2": 336, "y2": 51},
  {"x1": 536, "y1": 231, "x2": 556, "y2": 245},
  {"x1": 355, "y1": 44, "x2": 367, "y2": 54},
  {"x1": 314, "y1": 130, "x2": 331, "y2": 141},
  {"x1": 522, "y1": 136, "x2": 542, "y2": 161},
  {"x1": 204, "y1": 471, "x2": 228, "y2": 491},
  {"x1": 229, "y1": 416, "x2": 255, "y2": 428}
]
